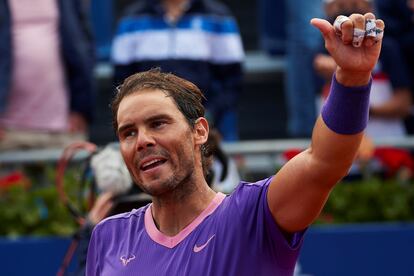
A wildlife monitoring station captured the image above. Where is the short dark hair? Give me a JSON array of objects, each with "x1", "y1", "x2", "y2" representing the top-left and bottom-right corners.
[{"x1": 111, "y1": 68, "x2": 212, "y2": 177}]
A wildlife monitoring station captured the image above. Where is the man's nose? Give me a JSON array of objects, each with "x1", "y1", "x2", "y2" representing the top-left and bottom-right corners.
[{"x1": 135, "y1": 130, "x2": 155, "y2": 151}]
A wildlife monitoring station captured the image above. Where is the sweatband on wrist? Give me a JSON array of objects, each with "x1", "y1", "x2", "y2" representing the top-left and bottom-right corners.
[{"x1": 321, "y1": 74, "x2": 371, "y2": 135}]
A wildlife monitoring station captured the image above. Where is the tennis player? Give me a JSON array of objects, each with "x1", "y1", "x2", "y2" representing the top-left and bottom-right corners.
[{"x1": 86, "y1": 12, "x2": 384, "y2": 276}]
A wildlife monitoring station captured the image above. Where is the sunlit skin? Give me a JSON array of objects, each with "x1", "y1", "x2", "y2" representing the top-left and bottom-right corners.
[{"x1": 117, "y1": 89, "x2": 215, "y2": 236}]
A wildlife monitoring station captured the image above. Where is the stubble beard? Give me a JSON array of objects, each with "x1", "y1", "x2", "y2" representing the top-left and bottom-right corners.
[{"x1": 135, "y1": 155, "x2": 196, "y2": 201}]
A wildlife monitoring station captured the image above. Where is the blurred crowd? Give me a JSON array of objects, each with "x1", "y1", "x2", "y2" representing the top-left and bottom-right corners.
[
  {"x1": 1, "y1": 0, "x2": 413, "y2": 178},
  {"x1": 1, "y1": 0, "x2": 413, "y2": 145}
]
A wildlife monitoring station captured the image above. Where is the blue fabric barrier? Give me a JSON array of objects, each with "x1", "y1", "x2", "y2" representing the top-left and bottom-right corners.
[
  {"x1": 299, "y1": 223, "x2": 414, "y2": 276},
  {"x1": 0, "y1": 237, "x2": 75, "y2": 275}
]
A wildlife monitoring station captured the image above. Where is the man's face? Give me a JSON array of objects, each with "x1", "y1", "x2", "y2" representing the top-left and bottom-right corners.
[
  {"x1": 326, "y1": 0, "x2": 372, "y2": 23},
  {"x1": 117, "y1": 89, "x2": 199, "y2": 196}
]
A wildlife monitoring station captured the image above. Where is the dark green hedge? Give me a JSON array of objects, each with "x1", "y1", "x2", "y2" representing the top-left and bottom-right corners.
[
  {"x1": 1, "y1": 172, "x2": 413, "y2": 236},
  {"x1": 320, "y1": 178, "x2": 414, "y2": 223},
  {"x1": 0, "y1": 167, "x2": 83, "y2": 237}
]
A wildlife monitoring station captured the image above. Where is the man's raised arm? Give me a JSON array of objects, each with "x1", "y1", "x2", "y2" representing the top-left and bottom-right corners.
[{"x1": 267, "y1": 13, "x2": 385, "y2": 233}]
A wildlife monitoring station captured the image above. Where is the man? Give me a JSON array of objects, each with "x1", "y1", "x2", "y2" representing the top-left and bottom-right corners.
[
  {"x1": 376, "y1": 0, "x2": 414, "y2": 134},
  {"x1": 87, "y1": 13, "x2": 384, "y2": 275},
  {"x1": 111, "y1": 0, "x2": 244, "y2": 141}
]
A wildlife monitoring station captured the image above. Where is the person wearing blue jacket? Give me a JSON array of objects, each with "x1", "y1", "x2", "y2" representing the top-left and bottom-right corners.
[{"x1": 111, "y1": 0, "x2": 244, "y2": 141}]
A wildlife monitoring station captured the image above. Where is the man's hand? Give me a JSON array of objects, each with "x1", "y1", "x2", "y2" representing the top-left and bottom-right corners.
[
  {"x1": 88, "y1": 191, "x2": 115, "y2": 225},
  {"x1": 311, "y1": 13, "x2": 384, "y2": 86},
  {"x1": 69, "y1": 112, "x2": 88, "y2": 133}
]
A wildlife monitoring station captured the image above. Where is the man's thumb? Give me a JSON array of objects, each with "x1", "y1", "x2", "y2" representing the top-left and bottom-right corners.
[{"x1": 310, "y1": 18, "x2": 335, "y2": 41}]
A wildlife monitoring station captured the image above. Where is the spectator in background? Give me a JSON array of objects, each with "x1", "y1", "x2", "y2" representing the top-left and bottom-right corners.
[
  {"x1": 315, "y1": 0, "x2": 412, "y2": 139},
  {"x1": 376, "y1": 0, "x2": 414, "y2": 133},
  {"x1": 376, "y1": 0, "x2": 414, "y2": 78},
  {"x1": 314, "y1": 0, "x2": 414, "y2": 178},
  {"x1": 111, "y1": 0, "x2": 244, "y2": 141},
  {"x1": 205, "y1": 128, "x2": 240, "y2": 193},
  {"x1": 284, "y1": 0, "x2": 323, "y2": 137},
  {"x1": 0, "y1": 0, "x2": 95, "y2": 151}
]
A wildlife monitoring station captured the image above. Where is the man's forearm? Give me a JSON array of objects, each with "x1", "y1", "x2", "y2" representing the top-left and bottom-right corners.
[{"x1": 311, "y1": 72, "x2": 371, "y2": 178}]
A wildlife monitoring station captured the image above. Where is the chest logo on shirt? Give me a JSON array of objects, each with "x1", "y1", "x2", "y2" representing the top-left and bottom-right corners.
[
  {"x1": 193, "y1": 234, "x2": 215, "y2": 253},
  {"x1": 120, "y1": 254, "x2": 136, "y2": 266}
]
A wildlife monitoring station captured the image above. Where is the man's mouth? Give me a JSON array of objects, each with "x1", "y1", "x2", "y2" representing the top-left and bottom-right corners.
[{"x1": 140, "y1": 158, "x2": 167, "y2": 171}]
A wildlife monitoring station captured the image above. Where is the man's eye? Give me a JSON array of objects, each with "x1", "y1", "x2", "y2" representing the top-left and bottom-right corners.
[
  {"x1": 152, "y1": 121, "x2": 166, "y2": 128},
  {"x1": 123, "y1": 130, "x2": 137, "y2": 139}
]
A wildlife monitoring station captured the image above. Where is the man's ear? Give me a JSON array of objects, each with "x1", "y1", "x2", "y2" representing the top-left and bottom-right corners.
[{"x1": 194, "y1": 117, "x2": 209, "y2": 146}]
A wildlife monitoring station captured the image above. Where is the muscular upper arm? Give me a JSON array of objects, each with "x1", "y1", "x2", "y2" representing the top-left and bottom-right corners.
[{"x1": 267, "y1": 117, "x2": 363, "y2": 233}]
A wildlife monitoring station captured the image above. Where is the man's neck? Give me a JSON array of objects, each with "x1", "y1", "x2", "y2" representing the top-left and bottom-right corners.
[
  {"x1": 162, "y1": 0, "x2": 190, "y2": 23},
  {"x1": 151, "y1": 178, "x2": 216, "y2": 237}
]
